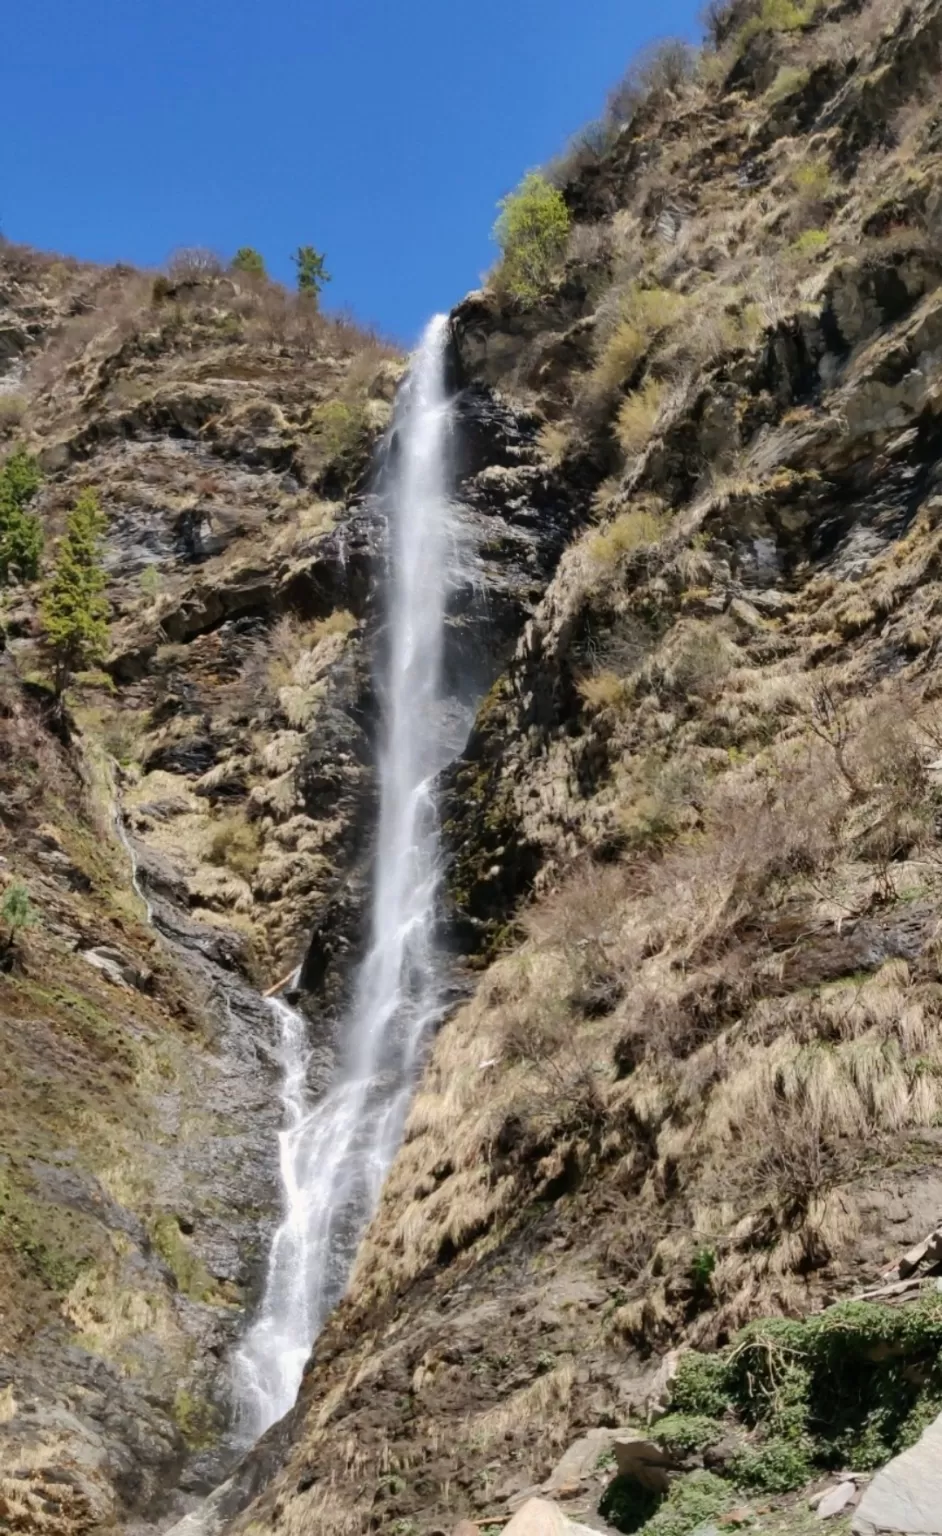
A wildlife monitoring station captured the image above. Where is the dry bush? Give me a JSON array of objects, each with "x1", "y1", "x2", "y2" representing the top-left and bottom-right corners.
[
  {"x1": 566, "y1": 222, "x2": 612, "y2": 268},
  {"x1": 537, "y1": 420, "x2": 573, "y2": 466},
  {"x1": 578, "y1": 669, "x2": 630, "y2": 714},
  {"x1": 607, "y1": 38, "x2": 699, "y2": 124},
  {"x1": 165, "y1": 247, "x2": 225, "y2": 283},
  {"x1": 642, "y1": 617, "x2": 736, "y2": 701},
  {"x1": 221, "y1": 611, "x2": 353, "y2": 728}
]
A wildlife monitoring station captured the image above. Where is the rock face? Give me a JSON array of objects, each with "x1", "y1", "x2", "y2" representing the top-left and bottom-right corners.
[
  {"x1": 181, "y1": 4, "x2": 942, "y2": 1535},
  {"x1": 0, "y1": 244, "x2": 600, "y2": 1533},
  {"x1": 853, "y1": 1413, "x2": 942, "y2": 1534}
]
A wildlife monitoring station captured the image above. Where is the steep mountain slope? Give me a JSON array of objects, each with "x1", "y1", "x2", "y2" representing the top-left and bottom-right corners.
[
  {"x1": 0, "y1": 244, "x2": 592, "y2": 1529},
  {"x1": 193, "y1": 1, "x2": 942, "y2": 1532},
  {"x1": 0, "y1": 252, "x2": 409, "y2": 1530}
]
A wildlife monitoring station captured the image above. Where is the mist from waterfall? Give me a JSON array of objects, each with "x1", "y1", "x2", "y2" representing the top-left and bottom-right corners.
[{"x1": 233, "y1": 314, "x2": 458, "y2": 1439}]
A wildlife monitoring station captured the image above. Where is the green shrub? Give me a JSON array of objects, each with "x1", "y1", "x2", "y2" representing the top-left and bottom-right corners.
[
  {"x1": 654, "y1": 1413, "x2": 724, "y2": 1457},
  {"x1": 729, "y1": 1437, "x2": 812, "y2": 1492},
  {"x1": 150, "y1": 1214, "x2": 216, "y2": 1301},
  {"x1": 791, "y1": 158, "x2": 833, "y2": 201},
  {"x1": 0, "y1": 447, "x2": 43, "y2": 585},
  {"x1": 689, "y1": 1246, "x2": 717, "y2": 1301},
  {"x1": 670, "y1": 1351, "x2": 732, "y2": 1418},
  {"x1": 765, "y1": 64, "x2": 810, "y2": 102},
  {"x1": 493, "y1": 172, "x2": 571, "y2": 303},
  {"x1": 173, "y1": 1388, "x2": 220, "y2": 1450},
  {"x1": 139, "y1": 564, "x2": 161, "y2": 601},
  {"x1": 735, "y1": 0, "x2": 821, "y2": 50},
  {"x1": 599, "y1": 1476, "x2": 661, "y2": 1532},
  {"x1": 667, "y1": 1299, "x2": 942, "y2": 1478},
  {"x1": 600, "y1": 1470, "x2": 735, "y2": 1536},
  {"x1": 310, "y1": 399, "x2": 370, "y2": 477},
  {"x1": 791, "y1": 228, "x2": 830, "y2": 259}
]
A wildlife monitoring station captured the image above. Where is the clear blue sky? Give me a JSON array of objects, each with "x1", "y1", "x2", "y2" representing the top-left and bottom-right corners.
[{"x1": 2, "y1": 0, "x2": 702, "y2": 345}]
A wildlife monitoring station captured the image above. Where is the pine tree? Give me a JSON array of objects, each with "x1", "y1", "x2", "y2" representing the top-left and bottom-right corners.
[
  {"x1": 291, "y1": 245, "x2": 331, "y2": 302},
  {"x1": 41, "y1": 487, "x2": 109, "y2": 694},
  {"x1": 0, "y1": 880, "x2": 35, "y2": 953},
  {"x1": 0, "y1": 447, "x2": 43, "y2": 584},
  {"x1": 232, "y1": 246, "x2": 266, "y2": 278}
]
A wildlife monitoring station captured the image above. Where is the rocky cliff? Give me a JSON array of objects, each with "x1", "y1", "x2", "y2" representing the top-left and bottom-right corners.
[{"x1": 5, "y1": 0, "x2": 942, "y2": 1533}]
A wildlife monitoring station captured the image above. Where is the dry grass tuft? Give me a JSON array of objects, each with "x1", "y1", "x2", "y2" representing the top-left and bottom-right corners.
[
  {"x1": 588, "y1": 501, "x2": 668, "y2": 565},
  {"x1": 616, "y1": 377, "x2": 668, "y2": 456}
]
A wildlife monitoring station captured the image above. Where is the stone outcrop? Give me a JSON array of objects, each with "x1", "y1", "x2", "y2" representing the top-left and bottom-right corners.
[{"x1": 853, "y1": 1412, "x2": 942, "y2": 1534}]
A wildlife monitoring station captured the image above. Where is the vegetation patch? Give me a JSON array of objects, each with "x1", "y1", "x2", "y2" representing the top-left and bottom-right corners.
[
  {"x1": 173, "y1": 1387, "x2": 221, "y2": 1449},
  {"x1": 493, "y1": 172, "x2": 571, "y2": 303},
  {"x1": 601, "y1": 1470, "x2": 734, "y2": 1536},
  {"x1": 672, "y1": 1298, "x2": 942, "y2": 1473},
  {"x1": 0, "y1": 1168, "x2": 93, "y2": 1293},
  {"x1": 207, "y1": 814, "x2": 262, "y2": 882}
]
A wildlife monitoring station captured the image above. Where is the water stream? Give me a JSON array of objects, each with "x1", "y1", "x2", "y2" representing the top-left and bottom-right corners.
[{"x1": 233, "y1": 314, "x2": 460, "y2": 1438}]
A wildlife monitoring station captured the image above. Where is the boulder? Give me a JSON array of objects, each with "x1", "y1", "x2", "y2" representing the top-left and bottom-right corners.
[
  {"x1": 502, "y1": 1498, "x2": 601, "y2": 1535},
  {"x1": 817, "y1": 1481, "x2": 858, "y2": 1518},
  {"x1": 541, "y1": 1426, "x2": 634, "y2": 1494},
  {"x1": 853, "y1": 1411, "x2": 942, "y2": 1534},
  {"x1": 80, "y1": 945, "x2": 151, "y2": 991},
  {"x1": 613, "y1": 1431, "x2": 677, "y2": 1493}
]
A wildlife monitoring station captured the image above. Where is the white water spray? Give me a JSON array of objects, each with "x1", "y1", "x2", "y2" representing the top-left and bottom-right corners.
[{"x1": 234, "y1": 315, "x2": 458, "y2": 1437}]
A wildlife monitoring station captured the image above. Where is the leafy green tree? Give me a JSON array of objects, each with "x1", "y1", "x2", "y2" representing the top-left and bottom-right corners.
[
  {"x1": 493, "y1": 172, "x2": 571, "y2": 303},
  {"x1": 0, "y1": 447, "x2": 43, "y2": 584},
  {"x1": 291, "y1": 245, "x2": 331, "y2": 302},
  {"x1": 231, "y1": 246, "x2": 266, "y2": 278},
  {"x1": 40, "y1": 488, "x2": 110, "y2": 695},
  {"x1": 1, "y1": 880, "x2": 35, "y2": 953}
]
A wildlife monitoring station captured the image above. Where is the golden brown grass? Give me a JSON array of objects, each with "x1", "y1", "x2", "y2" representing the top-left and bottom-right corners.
[
  {"x1": 206, "y1": 813, "x2": 262, "y2": 881},
  {"x1": 586, "y1": 283, "x2": 687, "y2": 406},
  {"x1": 616, "y1": 377, "x2": 668, "y2": 456},
  {"x1": 588, "y1": 502, "x2": 668, "y2": 564},
  {"x1": 577, "y1": 669, "x2": 630, "y2": 713}
]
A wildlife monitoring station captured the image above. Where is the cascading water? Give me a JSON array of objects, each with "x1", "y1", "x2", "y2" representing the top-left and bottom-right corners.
[{"x1": 233, "y1": 314, "x2": 459, "y2": 1439}]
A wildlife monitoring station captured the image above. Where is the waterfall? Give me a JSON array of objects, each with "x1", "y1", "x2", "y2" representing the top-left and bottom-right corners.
[{"x1": 233, "y1": 314, "x2": 458, "y2": 1439}]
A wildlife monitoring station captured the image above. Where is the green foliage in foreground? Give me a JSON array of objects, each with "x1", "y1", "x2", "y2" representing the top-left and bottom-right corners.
[
  {"x1": 602, "y1": 1298, "x2": 942, "y2": 1533},
  {"x1": 0, "y1": 447, "x2": 43, "y2": 585},
  {"x1": 493, "y1": 171, "x2": 571, "y2": 303}
]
